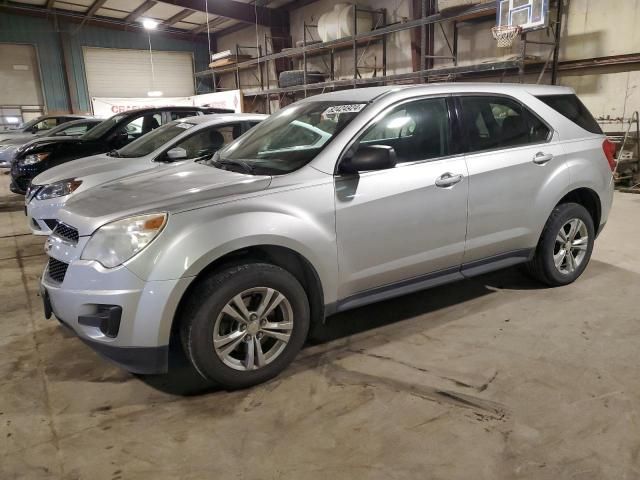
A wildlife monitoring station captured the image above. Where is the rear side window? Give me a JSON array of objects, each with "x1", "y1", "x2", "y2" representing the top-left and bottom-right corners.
[
  {"x1": 536, "y1": 94, "x2": 603, "y2": 134},
  {"x1": 459, "y1": 96, "x2": 550, "y2": 152}
]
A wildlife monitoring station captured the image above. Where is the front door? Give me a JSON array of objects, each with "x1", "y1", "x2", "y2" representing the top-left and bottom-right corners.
[{"x1": 334, "y1": 96, "x2": 469, "y2": 298}]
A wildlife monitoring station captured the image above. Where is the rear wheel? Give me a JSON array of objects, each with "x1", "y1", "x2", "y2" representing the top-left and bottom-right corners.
[
  {"x1": 526, "y1": 202, "x2": 595, "y2": 286},
  {"x1": 180, "y1": 263, "x2": 310, "y2": 389}
]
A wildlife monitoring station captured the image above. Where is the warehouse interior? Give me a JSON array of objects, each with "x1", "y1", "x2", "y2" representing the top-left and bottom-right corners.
[{"x1": 1, "y1": 0, "x2": 640, "y2": 478}]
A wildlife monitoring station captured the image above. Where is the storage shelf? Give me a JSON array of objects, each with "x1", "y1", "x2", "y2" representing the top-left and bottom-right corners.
[
  {"x1": 240, "y1": 59, "x2": 522, "y2": 97},
  {"x1": 194, "y1": 2, "x2": 497, "y2": 78}
]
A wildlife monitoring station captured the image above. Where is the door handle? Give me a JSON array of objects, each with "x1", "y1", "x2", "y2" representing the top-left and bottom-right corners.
[
  {"x1": 435, "y1": 172, "x2": 463, "y2": 188},
  {"x1": 533, "y1": 152, "x2": 553, "y2": 165}
]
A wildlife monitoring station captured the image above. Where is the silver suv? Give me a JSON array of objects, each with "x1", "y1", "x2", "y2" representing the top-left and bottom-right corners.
[{"x1": 41, "y1": 84, "x2": 615, "y2": 388}]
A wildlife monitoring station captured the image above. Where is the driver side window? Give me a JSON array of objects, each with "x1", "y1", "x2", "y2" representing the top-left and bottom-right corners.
[
  {"x1": 172, "y1": 125, "x2": 237, "y2": 160},
  {"x1": 358, "y1": 98, "x2": 450, "y2": 163},
  {"x1": 33, "y1": 118, "x2": 58, "y2": 131},
  {"x1": 110, "y1": 113, "x2": 161, "y2": 149}
]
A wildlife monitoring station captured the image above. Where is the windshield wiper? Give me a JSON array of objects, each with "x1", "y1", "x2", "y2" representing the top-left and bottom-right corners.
[
  {"x1": 213, "y1": 158, "x2": 255, "y2": 174},
  {"x1": 107, "y1": 149, "x2": 121, "y2": 158}
]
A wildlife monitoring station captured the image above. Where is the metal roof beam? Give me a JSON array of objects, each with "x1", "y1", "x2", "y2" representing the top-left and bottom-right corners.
[
  {"x1": 161, "y1": 0, "x2": 288, "y2": 27},
  {"x1": 164, "y1": 8, "x2": 192, "y2": 26},
  {"x1": 86, "y1": 0, "x2": 108, "y2": 18},
  {"x1": 125, "y1": 0, "x2": 157, "y2": 23}
]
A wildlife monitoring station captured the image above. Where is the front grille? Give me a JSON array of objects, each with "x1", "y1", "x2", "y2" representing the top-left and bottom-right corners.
[
  {"x1": 53, "y1": 223, "x2": 79, "y2": 243},
  {"x1": 43, "y1": 219, "x2": 58, "y2": 230},
  {"x1": 48, "y1": 258, "x2": 69, "y2": 283}
]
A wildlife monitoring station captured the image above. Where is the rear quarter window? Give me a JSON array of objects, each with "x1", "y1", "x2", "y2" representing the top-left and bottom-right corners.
[{"x1": 536, "y1": 94, "x2": 603, "y2": 135}]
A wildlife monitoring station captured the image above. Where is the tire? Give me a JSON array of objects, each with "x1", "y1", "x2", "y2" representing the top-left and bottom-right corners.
[
  {"x1": 278, "y1": 70, "x2": 325, "y2": 88},
  {"x1": 525, "y1": 202, "x2": 595, "y2": 286},
  {"x1": 179, "y1": 263, "x2": 310, "y2": 389}
]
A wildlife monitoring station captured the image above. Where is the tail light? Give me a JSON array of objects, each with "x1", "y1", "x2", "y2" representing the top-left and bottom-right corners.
[{"x1": 602, "y1": 138, "x2": 617, "y2": 172}]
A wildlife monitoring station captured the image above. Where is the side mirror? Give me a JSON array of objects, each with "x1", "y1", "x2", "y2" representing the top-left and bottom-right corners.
[
  {"x1": 339, "y1": 145, "x2": 397, "y2": 174},
  {"x1": 166, "y1": 147, "x2": 188, "y2": 161}
]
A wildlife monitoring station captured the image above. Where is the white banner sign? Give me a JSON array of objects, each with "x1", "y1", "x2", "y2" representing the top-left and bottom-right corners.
[
  {"x1": 91, "y1": 90, "x2": 243, "y2": 117},
  {"x1": 91, "y1": 96, "x2": 194, "y2": 117},
  {"x1": 192, "y1": 90, "x2": 243, "y2": 113}
]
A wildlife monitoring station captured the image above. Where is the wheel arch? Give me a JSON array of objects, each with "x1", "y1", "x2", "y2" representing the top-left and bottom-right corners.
[
  {"x1": 555, "y1": 187, "x2": 601, "y2": 232},
  {"x1": 170, "y1": 244, "x2": 326, "y2": 347}
]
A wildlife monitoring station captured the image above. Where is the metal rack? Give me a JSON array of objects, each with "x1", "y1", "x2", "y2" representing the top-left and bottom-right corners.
[{"x1": 194, "y1": 1, "x2": 565, "y2": 111}]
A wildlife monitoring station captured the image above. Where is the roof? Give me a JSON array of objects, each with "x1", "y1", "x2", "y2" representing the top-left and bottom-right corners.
[
  {"x1": 304, "y1": 83, "x2": 575, "y2": 103},
  {"x1": 3, "y1": 0, "x2": 294, "y2": 37},
  {"x1": 114, "y1": 105, "x2": 212, "y2": 117},
  {"x1": 178, "y1": 113, "x2": 269, "y2": 125}
]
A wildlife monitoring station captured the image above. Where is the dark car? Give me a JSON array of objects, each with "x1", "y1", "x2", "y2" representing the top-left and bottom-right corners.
[
  {"x1": 10, "y1": 106, "x2": 216, "y2": 194},
  {"x1": 0, "y1": 114, "x2": 92, "y2": 142},
  {"x1": 0, "y1": 118, "x2": 101, "y2": 168}
]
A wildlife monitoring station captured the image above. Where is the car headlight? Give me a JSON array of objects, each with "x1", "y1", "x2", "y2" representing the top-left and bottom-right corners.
[
  {"x1": 21, "y1": 152, "x2": 50, "y2": 165},
  {"x1": 81, "y1": 213, "x2": 167, "y2": 268},
  {"x1": 35, "y1": 178, "x2": 82, "y2": 200}
]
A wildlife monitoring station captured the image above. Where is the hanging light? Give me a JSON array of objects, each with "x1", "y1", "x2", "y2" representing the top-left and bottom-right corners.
[
  {"x1": 142, "y1": 18, "x2": 162, "y2": 97},
  {"x1": 142, "y1": 18, "x2": 158, "y2": 30}
]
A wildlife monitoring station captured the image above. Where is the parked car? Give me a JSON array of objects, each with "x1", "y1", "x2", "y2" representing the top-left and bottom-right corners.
[
  {"x1": 25, "y1": 114, "x2": 266, "y2": 235},
  {"x1": 0, "y1": 114, "x2": 92, "y2": 141},
  {"x1": 0, "y1": 118, "x2": 101, "y2": 168},
  {"x1": 40, "y1": 84, "x2": 614, "y2": 388},
  {"x1": 10, "y1": 106, "x2": 216, "y2": 194}
]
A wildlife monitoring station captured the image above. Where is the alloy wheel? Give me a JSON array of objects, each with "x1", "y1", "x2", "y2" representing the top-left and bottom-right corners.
[
  {"x1": 213, "y1": 287, "x2": 294, "y2": 371},
  {"x1": 553, "y1": 218, "x2": 589, "y2": 275}
]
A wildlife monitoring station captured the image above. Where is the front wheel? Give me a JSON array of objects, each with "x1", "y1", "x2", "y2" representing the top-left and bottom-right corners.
[
  {"x1": 525, "y1": 202, "x2": 595, "y2": 286},
  {"x1": 180, "y1": 263, "x2": 310, "y2": 389}
]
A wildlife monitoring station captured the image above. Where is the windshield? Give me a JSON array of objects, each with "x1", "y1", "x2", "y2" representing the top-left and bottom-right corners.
[
  {"x1": 17, "y1": 117, "x2": 43, "y2": 131},
  {"x1": 81, "y1": 114, "x2": 126, "y2": 141},
  {"x1": 208, "y1": 101, "x2": 366, "y2": 174},
  {"x1": 118, "y1": 121, "x2": 196, "y2": 158}
]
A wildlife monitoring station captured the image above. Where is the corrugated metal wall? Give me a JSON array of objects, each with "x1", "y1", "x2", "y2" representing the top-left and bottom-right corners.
[{"x1": 0, "y1": 12, "x2": 211, "y2": 113}]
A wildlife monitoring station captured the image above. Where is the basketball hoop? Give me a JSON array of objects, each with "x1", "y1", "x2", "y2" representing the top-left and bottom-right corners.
[{"x1": 491, "y1": 25, "x2": 521, "y2": 48}]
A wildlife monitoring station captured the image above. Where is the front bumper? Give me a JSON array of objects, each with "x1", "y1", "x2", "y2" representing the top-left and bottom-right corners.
[
  {"x1": 41, "y1": 251, "x2": 193, "y2": 374},
  {"x1": 11, "y1": 160, "x2": 46, "y2": 194}
]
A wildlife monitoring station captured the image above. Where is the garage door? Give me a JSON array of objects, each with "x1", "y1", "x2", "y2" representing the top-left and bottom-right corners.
[
  {"x1": 83, "y1": 47, "x2": 195, "y2": 98},
  {"x1": 0, "y1": 44, "x2": 45, "y2": 128}
]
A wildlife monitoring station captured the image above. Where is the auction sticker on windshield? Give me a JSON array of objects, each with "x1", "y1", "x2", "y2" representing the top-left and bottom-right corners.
[
  {"x1": 322, "y1": 104, "x2": 366, "y2": 116},
  {"x1": 176, "y1": 123, "x2": 194, "y2": 129}
]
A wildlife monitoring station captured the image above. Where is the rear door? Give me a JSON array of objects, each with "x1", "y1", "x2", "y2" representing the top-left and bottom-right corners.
[
  {"x1": 335, "y1": 96, "x2": 469, "y2": 298},
  {"x1": 458, "y1": 94, "x2": 569, "y2": 266}
]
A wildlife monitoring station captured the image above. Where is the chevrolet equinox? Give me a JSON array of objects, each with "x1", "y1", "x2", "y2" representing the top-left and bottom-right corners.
[{"x1": 41, "y1": 84, "x2": 615, "y2": 388}]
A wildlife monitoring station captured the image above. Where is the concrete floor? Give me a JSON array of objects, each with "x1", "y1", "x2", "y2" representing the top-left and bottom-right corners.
[{"x1": 1, "y1": 172, "x2": 639, "y2": 480}]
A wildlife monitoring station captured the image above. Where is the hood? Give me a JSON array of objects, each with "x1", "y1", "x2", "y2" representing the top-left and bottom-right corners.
[
  {"x1": 59, "y1": 162, "x2": 272, "y2": 235},
  {"x1": 33, "y1": 153, "x2": 125, "y2": 185},
  {"x1": 19, "y1": 136, "x2": 89, "y2": 155},
  {"x1": 0, "y1": 133, "x2": 33, "y2": 145},
  {"x1": 0, "y1": 131, "x2": 32, "y2": 141}
]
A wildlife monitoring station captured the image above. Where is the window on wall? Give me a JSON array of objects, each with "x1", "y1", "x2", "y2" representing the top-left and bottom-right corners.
[
  {"x1": 459, "y1": 96, "x2": 550, "y2": 152},
  {"x1": 358, "y1": 97, "x2": 450, "y2": 163}
]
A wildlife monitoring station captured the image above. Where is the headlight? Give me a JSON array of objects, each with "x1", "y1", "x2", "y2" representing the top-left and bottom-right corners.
[
  {"x1": 81, "y1": 213, "x2": 167, "y2": 268},
  {"x1": 35, "y1": 178, "x2": 82, "y2": 200},
  {"x1": 21, "y1": 152, "x2": 49, "y2": 165}
]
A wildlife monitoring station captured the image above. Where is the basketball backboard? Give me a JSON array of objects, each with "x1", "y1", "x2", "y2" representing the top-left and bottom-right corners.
[{"x1": 497, "y1": 0, "x2": 550, "y2": 31}]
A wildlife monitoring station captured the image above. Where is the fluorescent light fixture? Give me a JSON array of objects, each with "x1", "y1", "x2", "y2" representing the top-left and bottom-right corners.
[
  {"x1": 142, "y1": 18, "x2": 159, "y2": 30},
  {"x1": 6, "y1": 117, "x2": 20, "y2": 124},
  {"x1": 147, "y1": 91, "x2": 163, "y2": 97}
]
